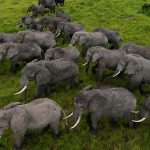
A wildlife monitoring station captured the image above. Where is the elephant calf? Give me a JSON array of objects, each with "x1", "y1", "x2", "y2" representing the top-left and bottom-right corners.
[
  {"x1": 119, "y1": 42, "x2": 150, "y2": 60},
  {"x1": 0, "y1": 42, "x2": 43, "y2": 72},
  {"x1": 65, "y1": 86, "x2": 136, "y2": 133},
  {"x1": 69, "y1": 31, "x2": 108, "y2": 57},
  {"x1": 45, "y1": 46, "x2": 80, "y2": 61},
  {"x1": 84, "y1": 46, "x2": 124, "y2": 80},
  {"x1": 0, "y1": 98, "x2": 68, "y2": 150},
  {"x1": 15, "y1": 59, "x2": 79, "y2": 99}
]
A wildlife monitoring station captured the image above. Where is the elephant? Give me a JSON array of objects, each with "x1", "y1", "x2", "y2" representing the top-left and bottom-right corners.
[
  {"x1": 0, "y1": 98, "x2": 68, "y2": 150},
  {"x1": 83, "y1": 46, "x2": 124, "y2": 80},
  {"x1": 55, "y1": 0, "x2": 64, "y2": 6},
  {"x1": 111, "y1": 54, "x2": 150, "y2": 94},
  {"x1": 69, "y1": 31, "x2": 108, "y2": 57},
  {"x1": 119, "y1": 42, "x2": 150, "y2": 60},
  {"x1": 14, "y1": 59, "x2": 79, "y2": 99},
  {"x1": 65, "y1": 86, "x2": 136, "y2": 133},
  {"x1": 0, "y1": 33, "x2": 18, "y2": 43},
  {"x1": 55, "y1": 22, "x2": 86, "y2": 43},
  {"x1": 93, "y1": 27, "x2": 122, "y2": 49},
  {"x1": 56, "y1": 10, "x2": 71, "y2": 22},
  {"x1": 0, "y1": 42, "x2": 43, "y2": 72},
  {"x1": 27, "y1": 4, "x2": 46, "y2": 17},
  {"x1": 44, "y1": 0, "x2": 56, "y2": 13},
  {"x1": 45, "y1": 46, "x2": 80, "y2": 61},
  {"x1": 17, "y1": 31, "x2": 56, "y2": 51}
]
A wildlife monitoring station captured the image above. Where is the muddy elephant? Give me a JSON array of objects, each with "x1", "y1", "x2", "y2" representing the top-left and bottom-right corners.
[
  {"x1": 119, "y1": 42, "x2": 150, "y2": 60},
  {"x1": 27, "y1": 4, "x2": 46, "y2": 17},
  {"x1": 65, "y1": 86, "x2": 136, "y2": 133},
  {"x1": 0, "y1": 98, "x2": 68, "y2": 150},
  {"x1": 83, "y1": 46, "x2": 124, "y2": 80},
  {"x1": 0, "y1": 42, "x2": 43, "y2": 72},
  {"x1": 69, "y1": 31, "x2": 108, "y2": 57},
  {"x1": 93, "y1": 26, "x2": 122, "y2": 49},
  {"x1": 55, "y1": 22, "x2": 86, "y2": 43},
  {"x1": 14, "y1": 59, "x2": 79, "y2": 99},
  {"x1": 45, "y1": 46, "x2": 80, "y2": 61},
  {"x1": 112, "y1": 54, "x2": 150, "y2": 94},
  {"x1": 56, "y1": 10, "x2": 71, "y2": 22}
]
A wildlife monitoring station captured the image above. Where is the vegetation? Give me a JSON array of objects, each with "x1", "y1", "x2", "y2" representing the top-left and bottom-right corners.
[{"x1": 0, "y1": 0, "x2": 150, "y2": 149}]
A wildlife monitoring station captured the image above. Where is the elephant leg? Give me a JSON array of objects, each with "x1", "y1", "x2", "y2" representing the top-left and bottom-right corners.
[
  {"x1": 112, "y1": 41, "x2": 119, "y2": 49},
  {"x1": 139, "y1": 82, "x2": 145, "y2": 95},
  {"x1": 35, "y1": 84, "x2": 47, "y2": 98},
  {"x1": 97, "y1": 61, "x2": 105, "y2": 81},
  {"x1": 92, "y1": 63, "x2": 98, "y2": 74},
  {"x1": 124, "y1": 112, "x2": 134, "y2": 128},
  {"x1": 51, "y1": 120, "x2": 60, "y2": 139},
  {"x1": 109, "y1": 118, "x2": 118, "y2": 127},
  {"x1": 10, "y1": 56, "x2": 19, "y2": 73},
  {"x1": 82, "y1": 45, "x2": 88, "y2": 57}
]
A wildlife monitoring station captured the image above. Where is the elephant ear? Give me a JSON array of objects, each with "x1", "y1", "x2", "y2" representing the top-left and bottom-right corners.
[
  {"x1": 92, "y1": 53, "x2": 100, "y2": 62},
  {"x1": 36, "y1": 66, "x2": 51, "y2": 86},
  {"x1": 79, "y1": 36, "x2": 86, "y2": 45},
  {"x1": 54, "y1": 48, "x2": 64, "y2": 59},
  {"x1": 6, "y1": 45, "x2": 19, "y2": 59},
  {"x1": 89, "y1": 93, "x2": 107, "y2": 112}
]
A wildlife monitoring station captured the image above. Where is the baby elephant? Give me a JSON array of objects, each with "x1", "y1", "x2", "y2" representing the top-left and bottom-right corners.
[
  {"x1": 65, "y1": 86, "x2": 136, "y2": 133},
  {"x1": 45, "y1": 46, "x2": 80, "y2": 61},
  {"x1": 0, "y1": 98, "x2": 68, "y2": 150}
]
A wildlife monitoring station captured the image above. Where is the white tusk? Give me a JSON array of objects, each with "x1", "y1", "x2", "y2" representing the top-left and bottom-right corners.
[
  {"x1": 70, "y1": 116, "x2": 81, "y2": 129},
  {"x1": 112, "y1": 70, "x2": 121, "y2": 77},
  {"x1": 83, "y1": 62, "x2": 88, "y2": 66},
  {"x1": 63, "y1": 112, "x2": 73, "y2": 119},
  {"x1": 17, "y1": 24, "x2": 21, "y2": 28},
  {"x1": 14, "y1": 86, "x2": 27, "y2": 95},
  {"x1": 132, "y1": 117, "x2": 146, "y2": 123},
  {"x1": 0, "y1": 136, "x2": 1, "y2": 139},
  {"x1": 131, "y1": 111, "x2": 139, "y2": 114},
  {"x1": 69, "y1": 43, "x2": 73, "y2": 46},
  {"x1": 55, "y1": 32, "x2": 60, "y2": 37}
]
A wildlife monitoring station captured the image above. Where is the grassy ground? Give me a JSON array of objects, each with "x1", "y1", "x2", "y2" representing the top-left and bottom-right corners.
[{"x1": 0, "y1": 0, "x2": 150, "y2": 149}]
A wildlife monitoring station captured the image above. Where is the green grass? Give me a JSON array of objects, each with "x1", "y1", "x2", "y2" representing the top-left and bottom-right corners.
[{"x1": 0, "y1": 0, "x2": 150, "y2": 149}]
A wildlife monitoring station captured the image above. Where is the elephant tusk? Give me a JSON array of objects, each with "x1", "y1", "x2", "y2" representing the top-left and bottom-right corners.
[
  {"x1": 70, "y1": 115, "x2": 81, "y2": 129},
  {"x1": 0, "y1": 136, "x2": 1, "y2": 139},
  {"x1": 69, "y1": 43, "x2": 73, "y2": 46},
  {"x1": 14, "y1": 86, "x2": 27, "y2": 95},
  {"x1": 83, "y1": 62, "x2": 88, "y2": 66},
  {"x1": 63, "y1": 112, "x2": 73, "y2": 119},
  {"x1": 17, "y1": 24, "x2": 21, "y2": 28},
  {"x1": 55, "y1": 32, "x2": 60, "y2": 37},
  {"x1": 132, "y1": 117, "x2": 146, "y2": 123},
  {"x1": 112, "y1": 70, "x2": 121, "y2": 77},
  {"x1": 131, "y1": 110, "x2": 139, "y2": 114}
]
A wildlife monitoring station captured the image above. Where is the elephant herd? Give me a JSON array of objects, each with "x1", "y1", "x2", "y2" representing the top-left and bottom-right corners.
[{"x1": 0, "y1": 0, "x2": 150, "y2": 149}]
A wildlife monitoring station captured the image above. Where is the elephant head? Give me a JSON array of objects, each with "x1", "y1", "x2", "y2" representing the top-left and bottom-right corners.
[
  {"x1": 55, "y1": 22, "x2": 65, "y2": 37},
  {"x1": 17, "y1": 16, "x2": 33, "y2": 28},
  {"x1": 14, "y1": 60, "x2": 51, "y2": 99}
]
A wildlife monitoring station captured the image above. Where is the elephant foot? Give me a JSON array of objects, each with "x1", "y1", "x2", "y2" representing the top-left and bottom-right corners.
[{"x1": 53, "y1": 133, "x2": 60, "y2": 139}]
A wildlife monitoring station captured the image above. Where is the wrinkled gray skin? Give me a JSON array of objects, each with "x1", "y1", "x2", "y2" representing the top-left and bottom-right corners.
[
  {"x1": 71, "y1": 86, "x2": 136, "y2": 132},
  {"x1": 93, "y1": 27, "x2": 122, "y2": 49},
  {"x1": 119, "y1": 42, "x2": 150, "y2": 60},
  {"x1": 19, "y1": 59, "x2": 79, "y2": 99},
  {"x1": 27, "y1": 4, "x2": 46, "y2": 17},
  {"x1": 0, "y1": 33, "x2": 18, "y2": 43},
  {"x1": 17, "y1": 31, "x2": 56, "y2": 51},
  {"x1": 0, "y1": 42, "x2": 43, "y2": 72},
  {"x1": 113, "y1": 54, "x2": 150, "y2": 94},
  {"x1": 55, "y1": 22, "x2": 86, "y2": 43},
  {"x1": 84, "y1": 46, "x2": 124, "y2": 80},
  {"x1": 56, "y1": 11, "x2": 71, "y2": 22},
  {"x1": 69, "y1": 31, "x2": 108, "y2": 57},
  {"x1": 0, "y1": 98, "x2": 68, "y2": 150},
  {"x1": 45, "y1": 46, "x2": 80, "y2": 61}
]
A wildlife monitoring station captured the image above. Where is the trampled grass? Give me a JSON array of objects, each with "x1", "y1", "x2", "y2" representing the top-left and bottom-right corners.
[{"x1": 0, "y1": 0, "x2": 150, "y2": 149}]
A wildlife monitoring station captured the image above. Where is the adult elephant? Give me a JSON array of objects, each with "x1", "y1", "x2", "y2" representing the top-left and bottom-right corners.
[
  {"x1": 69, "y1": 31, "x2": 108, "y2": 57},
  {"x1": 17, "y1": 31, "x2": 56, "y2": 51},
  {"x1": 93, "y1": 26, "x2": 122, "y2": 49},
  {"x1": 0, "y1": 42, "x2": 43, "y2": 72},
  {"x1": 119, "y1": 42, "x2": 150, "y2": 60},
  {"x1": 45, "y1": 46, "x2": 80, "y2": 61},
  {"x1": 14, "y1": 59, "x2": 79, "y2": 99},
  {"x1": 83, "y1": 46, "x2": 124, "y2": 80},
  {"x1": 64, "y1": 86, "x2": 136, "y2": 133},
  {"x1": 112, "y1": 54, "x2": 150, "y2": 94},
  {"x1": 55, "y1": 22, "x2": 86, "y2": 43}
]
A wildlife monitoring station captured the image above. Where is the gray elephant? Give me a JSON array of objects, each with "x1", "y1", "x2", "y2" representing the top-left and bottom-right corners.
[
  {"x1": 0, "y1": 42, "x2": 43, "y2": 72},
  {"x1": 45, "y1": 0, "x2": 56, "y2": 13},
  {"x1": 27, "y1": 4, "x2": 46, "y2": 17},
  {"x1": 56, "y1": 10, "x2": 71, "y2": 22},
  {"x1": 69, "y1": 31, "x2": 108, "y2": 57},
  {"x1": 112, "y1": 54, "x2": 150, "y2": 94},
  {"x1": 45, "y1": 46, "x2": 80, "y2": 61},
  {"x1": 14, "y1": 59, "x2": 79, "y2": 99},
  {"x1": 93, "y1": 27, "x2": 122, "y2": 49},
  {"x1": 17, "y1": 31, "x2": 56, "y2": 51},
  {"x1": 55, "y1": 22, "x2": 86, "y2": 43},
  {"x1": 65, "y1": 86, "x2": 136, "y2": 133},
  {"x1": 0, "y1": 98, "x2": 68, "y2": 150},
  {"x1": 119, "y1": 42, "x2": 150, "y2": 60},
  {"x1": 83, "y1": 46, "x2": 124, "y2": 80},
  {"x1": 0, "y1": 33, "x2": 18, "y2": 43}
]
